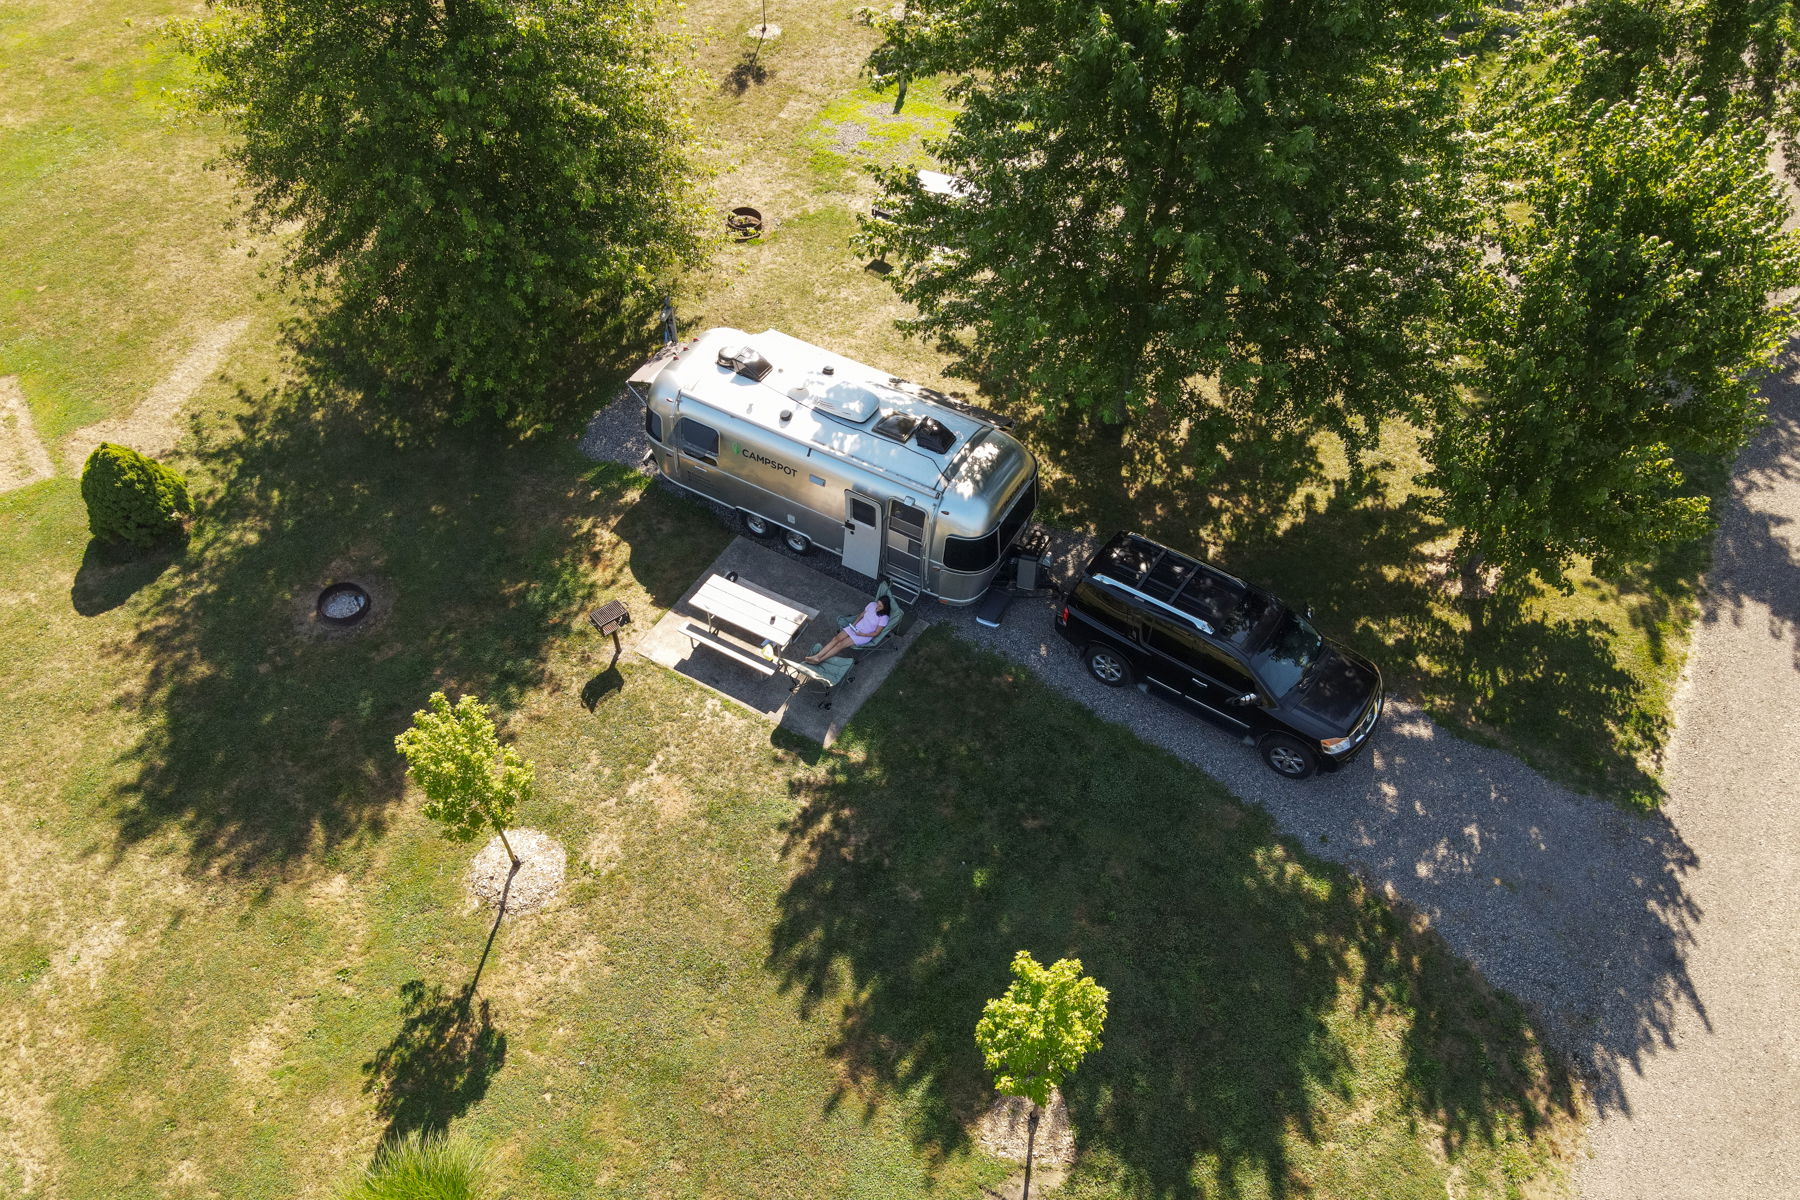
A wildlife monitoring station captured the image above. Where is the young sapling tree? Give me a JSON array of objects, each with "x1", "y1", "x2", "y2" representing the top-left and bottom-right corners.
[
  {"x1": 394, "y1": 691, "x2": 534, "y2": 871},
  {"x1": 974, "y1": 951, "x2": 1109, "y2": 1200}
]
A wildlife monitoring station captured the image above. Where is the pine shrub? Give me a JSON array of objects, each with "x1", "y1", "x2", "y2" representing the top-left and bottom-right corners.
[{"x1": 79, "y1": 442, "x2": 190, "y2": 549}]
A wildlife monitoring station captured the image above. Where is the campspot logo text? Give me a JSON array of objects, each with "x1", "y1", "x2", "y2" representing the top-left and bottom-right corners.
[{"x1": 739, "y1": 446, "x2": 797, "y2": 476}]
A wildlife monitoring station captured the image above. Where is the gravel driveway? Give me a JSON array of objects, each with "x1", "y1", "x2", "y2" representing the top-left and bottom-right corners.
[{"x1": 583, "y1": 371, "x2": 1800, "y2": 1195}]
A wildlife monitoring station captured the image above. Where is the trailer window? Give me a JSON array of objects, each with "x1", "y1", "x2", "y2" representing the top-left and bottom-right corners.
[
  {"x1": 942, "y1": 479, "x2": 1036, "y2": 573},
  {"x1": 645, "y1": 408, "x2": 664, "y2": 444},
  {"x1": 944, "y1": 531, "x2": 1000, "y2": 572},
  {"x1": 676, "y1": 418, "x2": 718, "y2": 464}
]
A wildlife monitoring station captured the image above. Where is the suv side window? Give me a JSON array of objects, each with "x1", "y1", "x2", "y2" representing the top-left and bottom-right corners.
[
  {"x1": 1146, "y1": 618, "x2": 1253, "y2": 692},
  {"x1": 1075, "y1": 579, "x2": 1137, "y2": 638},
  {"x1": 1143, "y1": 622, "x2": 1203, "y2": 671},
  {"x1": 1191, "y1": 637, "x2": 1254, "y2": 693}
]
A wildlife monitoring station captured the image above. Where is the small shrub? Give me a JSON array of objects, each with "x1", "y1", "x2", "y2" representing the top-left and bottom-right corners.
[
  {"x1": 79, "y1": 442, "x2": 190, "y2": 549},
  {"x1": 340, "y1": 1132, "x2": 489, "y2": 1200}
]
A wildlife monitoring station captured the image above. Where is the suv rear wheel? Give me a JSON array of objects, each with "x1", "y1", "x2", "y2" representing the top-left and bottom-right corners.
[
  {"x1": 1084, "y1": 643, "x2": 1131, "y2": 688},
  {"x1": 1259, "y1": 734, "x2": 1317, "y2": 780}
]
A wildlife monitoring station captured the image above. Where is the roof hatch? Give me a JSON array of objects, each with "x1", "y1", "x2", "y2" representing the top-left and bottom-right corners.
[{"x1": 717, "y1": 344, "x2": 772, "y2": 381}]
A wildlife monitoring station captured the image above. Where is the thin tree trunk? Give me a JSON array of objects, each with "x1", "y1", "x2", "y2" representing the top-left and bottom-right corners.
[
  {"x1": 1459, "y1": 547, "x2": 1486, "y2": 598},
  {"x1": 1021, "y1": 1104, "x2": 1038, "y2": 1200},
  {"x1": 497, "y1": 824, "x2": 521, "y2": 871}
]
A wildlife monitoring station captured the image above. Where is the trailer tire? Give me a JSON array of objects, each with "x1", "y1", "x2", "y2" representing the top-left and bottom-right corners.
[
  {"x1": 741, "y1": 511, "x2": 774, "y2": 539},
  {"x1": 782, "y1": 530, "x2": 813, "y2": 556}
]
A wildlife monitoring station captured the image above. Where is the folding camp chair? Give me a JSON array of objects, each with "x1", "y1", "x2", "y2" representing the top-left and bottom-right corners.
[
  {"x1": 786, "y1": 653, "x2": 854, "y2": 708},
  {"x1": 833, "y1": 579, "x2": 909, "y2": 657}
]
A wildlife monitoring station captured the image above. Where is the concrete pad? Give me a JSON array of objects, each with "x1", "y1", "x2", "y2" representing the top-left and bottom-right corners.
[{"x1": 635, "y1": 537, "x2": 919, "y2": 746}]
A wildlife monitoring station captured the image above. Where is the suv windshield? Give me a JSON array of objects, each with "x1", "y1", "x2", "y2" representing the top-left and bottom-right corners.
[{"x1": 1254, "y1": 609, "x2": 1324, "y2": 696}]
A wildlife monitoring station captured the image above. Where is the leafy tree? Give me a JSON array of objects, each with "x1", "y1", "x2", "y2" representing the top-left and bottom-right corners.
[
  {"x1": 861, "y1": 0, "x2": 1479, "y2": 461},
  {"x1": 176, "y1": 0, "x2": 707, "y2": 431},
  {"x1": 974, "y1": 951, "x2": 1108, "y2": 1200},
  {"x1": 80, "y1": 442, "x2": 191, "y2": 549},
  {"x1": 394, "y1": 692, "x2": 533, "y2": 868},
  {"x1": 1558, "y1": 0, "x2": 1800, "y2": 137},
  {"x1": 1426, "y1": 43, "x2": 1800, "y2": 590}
]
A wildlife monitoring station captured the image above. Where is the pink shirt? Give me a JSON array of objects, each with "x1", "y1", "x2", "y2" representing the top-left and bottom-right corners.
[{"x1": 847, "y1": 602, "x2": 889, "y2": 646}]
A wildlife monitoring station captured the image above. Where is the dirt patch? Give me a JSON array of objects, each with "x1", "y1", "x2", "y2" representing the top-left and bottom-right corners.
[
  {"x1": 626, "y1": 752, "x2": 694, "y2": 823},
  {"x1": 581, "y1": 831, "x2": 623, "y2": 874},
  {"x1": 0, "y1": 376, "x2": 54, "y2": 494},
  {"x1": 976, "y1": 1088, "x2": 1078, "y2": 1167},
  {"x1": 61, "y1": 316, "x2": 250, "y2": 471},
  {"x1": 467, "y1": 829, "x2": 566, "y2": 914},
  {"x1": 53, "y1": 917, "x2": 129, "y2": 991}
]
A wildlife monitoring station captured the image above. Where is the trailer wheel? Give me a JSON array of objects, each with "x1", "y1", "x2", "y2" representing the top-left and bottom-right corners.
[
  {"x1": 782, "y1": 530, "x2": 813, "y2": 556},
  {"x1": 741, "y1": 512, "x2": 774, "y2": 539}
]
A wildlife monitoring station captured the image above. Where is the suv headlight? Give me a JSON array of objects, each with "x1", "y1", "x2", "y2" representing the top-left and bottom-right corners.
[{"x1": 1320, "y1": 736, "x2": 1352, "y2": 755}]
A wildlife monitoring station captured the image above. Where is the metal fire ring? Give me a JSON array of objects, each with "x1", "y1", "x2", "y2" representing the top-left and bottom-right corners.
[
  {"x1": 317, "y1": 582, "x2": 371, "y2": 627},
  {"x1": 726, "y1": 206, "x2": 764, "y2": 241}
]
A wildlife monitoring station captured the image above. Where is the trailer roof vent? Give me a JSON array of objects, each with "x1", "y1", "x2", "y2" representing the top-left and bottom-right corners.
[
  {"x1": 718, "y1": 345, "x2": 772, "y2": 381},
  {"x1": 790, "y1": 374, "x2": 883, "y2": 422},
  {"x1": 913, "y1": 416, "x2": 956, "y2": 454}
]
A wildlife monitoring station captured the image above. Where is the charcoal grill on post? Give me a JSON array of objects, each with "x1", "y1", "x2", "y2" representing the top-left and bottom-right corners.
[{"x1": 589, "y1": 600, "x2": 631, "y2": 665}]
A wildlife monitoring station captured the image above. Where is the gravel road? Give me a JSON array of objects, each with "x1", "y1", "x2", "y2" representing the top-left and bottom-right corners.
[{"x1": 583, "y1": 370, "x2": 1800, "y2": 1195}]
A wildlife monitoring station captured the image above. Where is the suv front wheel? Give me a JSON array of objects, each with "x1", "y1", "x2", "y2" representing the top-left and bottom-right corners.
[
  {"x1": 1259, "y1": 734, "x2": 1318, "y2": 780},
  {"x1": 1084, "y1": 644, "x2": 1132, "y2": 688}
]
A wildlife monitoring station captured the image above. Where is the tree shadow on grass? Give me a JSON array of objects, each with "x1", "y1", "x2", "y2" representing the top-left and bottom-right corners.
[
  {"x1": 363, "y1": 868, "x2": 517, "y2": 1144},
  {"x1": 363, "y1": 978, "x2": 508, "y2": 1144},
  {"x1": 1224, "y1": 483, "x2": 1670, "y2": 806},
  {"x1": 721, "y1": 50, "x2": 771, "y2": 94},
  {"x1": 103, "y1": 366, "x2": 705, "y2": 877},
  {"x1": 769, "y1": 633, "x2": 1578, "y2": 1198}
]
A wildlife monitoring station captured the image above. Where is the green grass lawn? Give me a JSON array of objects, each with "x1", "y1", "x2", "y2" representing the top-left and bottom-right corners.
[
  {"x1": 0, "y1": 431, "x2": 1581, "y2": 1195},
  {"x1": 1, "y1": 0, "x2": 1608, "y2": 1195}
]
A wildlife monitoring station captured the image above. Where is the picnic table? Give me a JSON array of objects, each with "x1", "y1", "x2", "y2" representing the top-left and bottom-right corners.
[{"x1": 680, "y1": 574, "x2": 818, "y2": 678}]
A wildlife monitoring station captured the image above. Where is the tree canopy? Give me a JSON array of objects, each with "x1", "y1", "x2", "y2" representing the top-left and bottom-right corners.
[
  {"x1": 177, "y1": 0, "x2": 707, "y2": 431},
  {"x1": 974, "y1": 950, "x2": 1109, "y2": 1110},
  {"x1": 394, "y1": 691, "x2": 534, "y2": 865},
  {"x1": 863, "y1": 0, "x2": 1479, "y2": 460},
  {"x1": 1424, "y1": 23, "x2": 1800, "y2": 587},
  {"x1": 1560, "y1": 0, "x2": 1800, "y2": 133}
]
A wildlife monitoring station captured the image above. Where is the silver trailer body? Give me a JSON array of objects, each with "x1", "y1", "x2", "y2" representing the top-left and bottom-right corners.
[{"x1": 631, "y1": 327, "x2": 1037, "y2": 605}]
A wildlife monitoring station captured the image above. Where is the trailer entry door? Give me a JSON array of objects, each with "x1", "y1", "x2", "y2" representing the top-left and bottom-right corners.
[
  {"x1": 843, "y1": 493, "x2": 883, "y2": 579},
  {"x1": 885, "y1": 501, "x2": 928, "y2": 594}
]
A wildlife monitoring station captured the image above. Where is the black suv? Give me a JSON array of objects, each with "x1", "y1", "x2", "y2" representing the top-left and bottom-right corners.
[{"x1": 1055, "y1": 532, "x2": 1383, "y2": 778}]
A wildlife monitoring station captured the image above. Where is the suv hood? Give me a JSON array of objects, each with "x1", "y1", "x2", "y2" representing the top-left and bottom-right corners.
[{"x1": 1293, "y1": 643, "x2": 1379, "y2": 730}]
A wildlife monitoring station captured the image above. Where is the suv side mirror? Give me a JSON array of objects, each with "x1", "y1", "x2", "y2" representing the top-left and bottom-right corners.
[{"x1": 1229, "y1": 692, "x2": 1259, "y2": 707}]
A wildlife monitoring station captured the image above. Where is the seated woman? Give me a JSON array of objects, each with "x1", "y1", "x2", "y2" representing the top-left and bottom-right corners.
[{"x1": 804, "y1": 597, "x2": 891, "y2": 664}]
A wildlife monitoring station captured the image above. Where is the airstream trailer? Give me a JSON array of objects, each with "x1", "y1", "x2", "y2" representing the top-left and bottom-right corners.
[{"x1": 628, "y1": 328, "x2": 1037, "y2": 605}]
